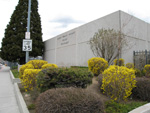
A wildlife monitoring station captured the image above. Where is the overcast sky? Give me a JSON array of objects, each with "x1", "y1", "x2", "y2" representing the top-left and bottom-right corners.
[{"x1": 0, "y1": 0, "x2": 150, "y2": 48}]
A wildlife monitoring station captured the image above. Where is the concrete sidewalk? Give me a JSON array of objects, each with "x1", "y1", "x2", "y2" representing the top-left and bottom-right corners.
[{"x1": 0, "y1": 65, "x2": 20, "y2": 113}]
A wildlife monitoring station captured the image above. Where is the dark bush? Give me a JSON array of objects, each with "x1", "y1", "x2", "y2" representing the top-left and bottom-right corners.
[
  {"x1": 135, "y1": 68, "x2": 145, "y2": 77},
  {"x1": 141, "y1": 69, "x2": 146, "y2": 76},
  {"x1": 35, "y1": 87, "x2": 104, "y2": 113},
  {"x1": 37, "y1": 68, "x2": 93, "y2": 92},
  {"x1": 132, "y1": 77, "x2": 150, "y2": 101},
  {"x1": 135, "y1": 68, "x2": 142, "y2": 77}
]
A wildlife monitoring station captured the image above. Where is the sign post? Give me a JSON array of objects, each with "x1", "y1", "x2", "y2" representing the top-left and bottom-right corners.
[{"x1": 25, "y1": 0, "x2": 31, "y2": 63}]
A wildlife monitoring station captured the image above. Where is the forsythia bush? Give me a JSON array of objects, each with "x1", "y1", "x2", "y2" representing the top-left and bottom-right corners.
[
  {"x1": 27, "y1": 60, "x2": 48, "y2": 69},
  {"x1": 19, "y1": 64, "x2": 34, "y2": 79},
  {"x1": 113, "y1": 58, "x2": 125, "y2": 66},
  {"x1": 19, "y1": 60, "x2": 58, "y2": 92},
  {"x1": 21, "y1": 69, "x2": 41, "y2": 91},
  {"x1": 88, "y1": 57, "x2": 108, "y2": 76},
  {"x1": 126, "y1": 63, "x2": 134, "y2": 69},
  {"x1": 41, "y1": 63, "x2": 58, "y2": 69},
  {"x1": 101, "y1": 65, "x2": 136, "y2": 102},
  {"x1": 144, "y1": 64, "x2": 150, "y2": 77}
]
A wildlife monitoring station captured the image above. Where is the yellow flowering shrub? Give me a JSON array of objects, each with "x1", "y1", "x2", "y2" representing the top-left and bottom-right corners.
[
  {"x1": 144, "y1": 64, "x2": 150, "y2": 77},
  {"x1": 88, "y1": 57, "x2": 108, "y2": 76},
  {"x1": 101, "y1": 65, "x2": 136, "y2": 102},
  {"x1": 113, "y1": 58, "x2": 125, "y2": 66},
  {"x1": 21, "y1": 69, "x2": 41, "y2": 92},
  {"x1": 126, "y1": 63, "x2": 134, "y2": 69},
  {"x1": 19, "y1": 64, "x2": 34, "y2": 79},
  {"x1": 27, "y1": 60, "x2": 48, "y2": 69},
  {"x1": 41, "y1": 63, "x2": 58, "y2": 69}
]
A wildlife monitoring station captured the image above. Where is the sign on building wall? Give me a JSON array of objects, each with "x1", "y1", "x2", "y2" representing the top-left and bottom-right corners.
[
  {"x1": 22, "y1": 39, "x2": 32, "y2": 51},
  {"x1": 57, "y1": 31, "x2": 76, "y2": 48}
]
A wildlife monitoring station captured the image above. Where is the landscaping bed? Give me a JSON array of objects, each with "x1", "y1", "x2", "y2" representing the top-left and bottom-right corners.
[
  {"x1": 17, "y1": 76, "x2": 147, "y2": 113},
  {"x1": 11, "y1": 60, "x2": 149, "y2": 113}
]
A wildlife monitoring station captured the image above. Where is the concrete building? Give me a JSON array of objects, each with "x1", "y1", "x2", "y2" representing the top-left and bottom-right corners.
[{"x1": 44, "y1": 10, "x2": 150, "y2": 67}]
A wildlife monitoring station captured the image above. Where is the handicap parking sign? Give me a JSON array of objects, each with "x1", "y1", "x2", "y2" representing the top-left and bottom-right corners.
[{"x1": 22, "y1": 39, "x2": 32, "y2": 51}]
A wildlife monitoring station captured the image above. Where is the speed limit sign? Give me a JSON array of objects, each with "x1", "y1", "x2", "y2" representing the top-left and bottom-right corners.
[{"x1": 22, "y1": 39, "x2": 32, "y2": 51}]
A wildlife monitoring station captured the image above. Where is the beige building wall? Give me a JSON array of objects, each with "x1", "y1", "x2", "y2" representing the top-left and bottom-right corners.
[{"x1": 44, "y1": 10, "x2": 150, "y2": 67}]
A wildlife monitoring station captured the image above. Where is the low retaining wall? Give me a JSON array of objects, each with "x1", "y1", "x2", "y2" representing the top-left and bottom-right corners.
[{"x1": 9, "y1": 70, "x2": 29, "y2": 113}]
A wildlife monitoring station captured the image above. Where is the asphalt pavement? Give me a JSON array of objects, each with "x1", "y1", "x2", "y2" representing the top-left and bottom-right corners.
[{"x1": 0, "y1": 65, "x2": 20, "y2": 113}]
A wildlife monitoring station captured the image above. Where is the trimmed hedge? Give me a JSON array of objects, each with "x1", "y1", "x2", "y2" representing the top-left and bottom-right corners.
[
  {"x1": 35, "y1": 87, "x2": 104, "y2": 113},
  {"x1": 37, "y1": 68, "x2": 93, "y2": 92},
  {"x1": 132, "y1": 77, "x2": 150, "y2": 101}
]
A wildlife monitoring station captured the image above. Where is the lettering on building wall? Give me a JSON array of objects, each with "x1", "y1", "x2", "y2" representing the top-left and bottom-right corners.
[{"x1": 57, "y1": 31, "x2": 76, "y2": 47}]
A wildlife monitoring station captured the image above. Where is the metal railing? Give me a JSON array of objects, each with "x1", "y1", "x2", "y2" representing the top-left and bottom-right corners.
[{"x1": 133, "y1": 50, "x2": 150, "y2": 69}]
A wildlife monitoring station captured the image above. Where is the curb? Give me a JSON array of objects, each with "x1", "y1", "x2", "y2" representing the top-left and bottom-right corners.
[
  {"x1": 9, "y1": 70, "x2": 29, "y2": 113},
  {"x1": 14, "y1": 83, "x2": 30, "y2": 113},
  {"x1": 129, "y1": 103, "x2": 150, "y2": 113},
  {"x1": 10, "y1": 70, "x2": 21, "y2": 84}
]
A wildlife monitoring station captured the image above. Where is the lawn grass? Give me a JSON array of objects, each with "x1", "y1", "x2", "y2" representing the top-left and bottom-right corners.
[
  {"x1": 11, "y1": 69, "x2": 19, "y2": 78},
  {"x1": 105, "y1": 101, "x2": 148, "y2": 113},
  {"x1": 71, "y1": 66, "x2": 88, "y2": 69}
]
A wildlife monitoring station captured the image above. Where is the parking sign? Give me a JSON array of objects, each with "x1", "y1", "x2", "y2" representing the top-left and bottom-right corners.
[{"x1": 23, "y1": 39, "x2": 32, "y2": 51}]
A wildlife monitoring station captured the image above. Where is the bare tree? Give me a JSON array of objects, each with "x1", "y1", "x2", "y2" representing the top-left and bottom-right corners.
[{"x1": 89, "y1": 28, "x2": 127, "y2": 64}]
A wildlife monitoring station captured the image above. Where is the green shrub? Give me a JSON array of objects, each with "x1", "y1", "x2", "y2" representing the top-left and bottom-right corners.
[
  {"x1": 135, "y1": 68, "x2": 145, "y2": 77},
  {"x1": 71, "y1": 66, "x2": 88, "y2": 69},
  {"x1": 135, "y1": 68, "x2": 142, "y2": 77},
  {"x1": 35, "y1": 87, "x2": 104, "y2": 113},
  {"x1": 37, "y1": 68, "x2": 93, "y2": 92},
  {"x1": 144, "y1": 64, "x2": 150, "y2": 77},
  {"x1": 113, "y1": 58, "x2": 124, "y2": 66},
  {"x1": 141, "y1": 69, "x2": 146, "y2": 76},
  {"x1": 132, "y1": 77, "x2": 150, "y2": 101},
  {"x1": 126, "y1": 63, "x2": 134, "y2": 69},
  {"x1": 101, "y1": 65, "x2": 136, "y2": 102},
  {"x1": 88, "y1": 57, "x2": 108, "y2": 76}
]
